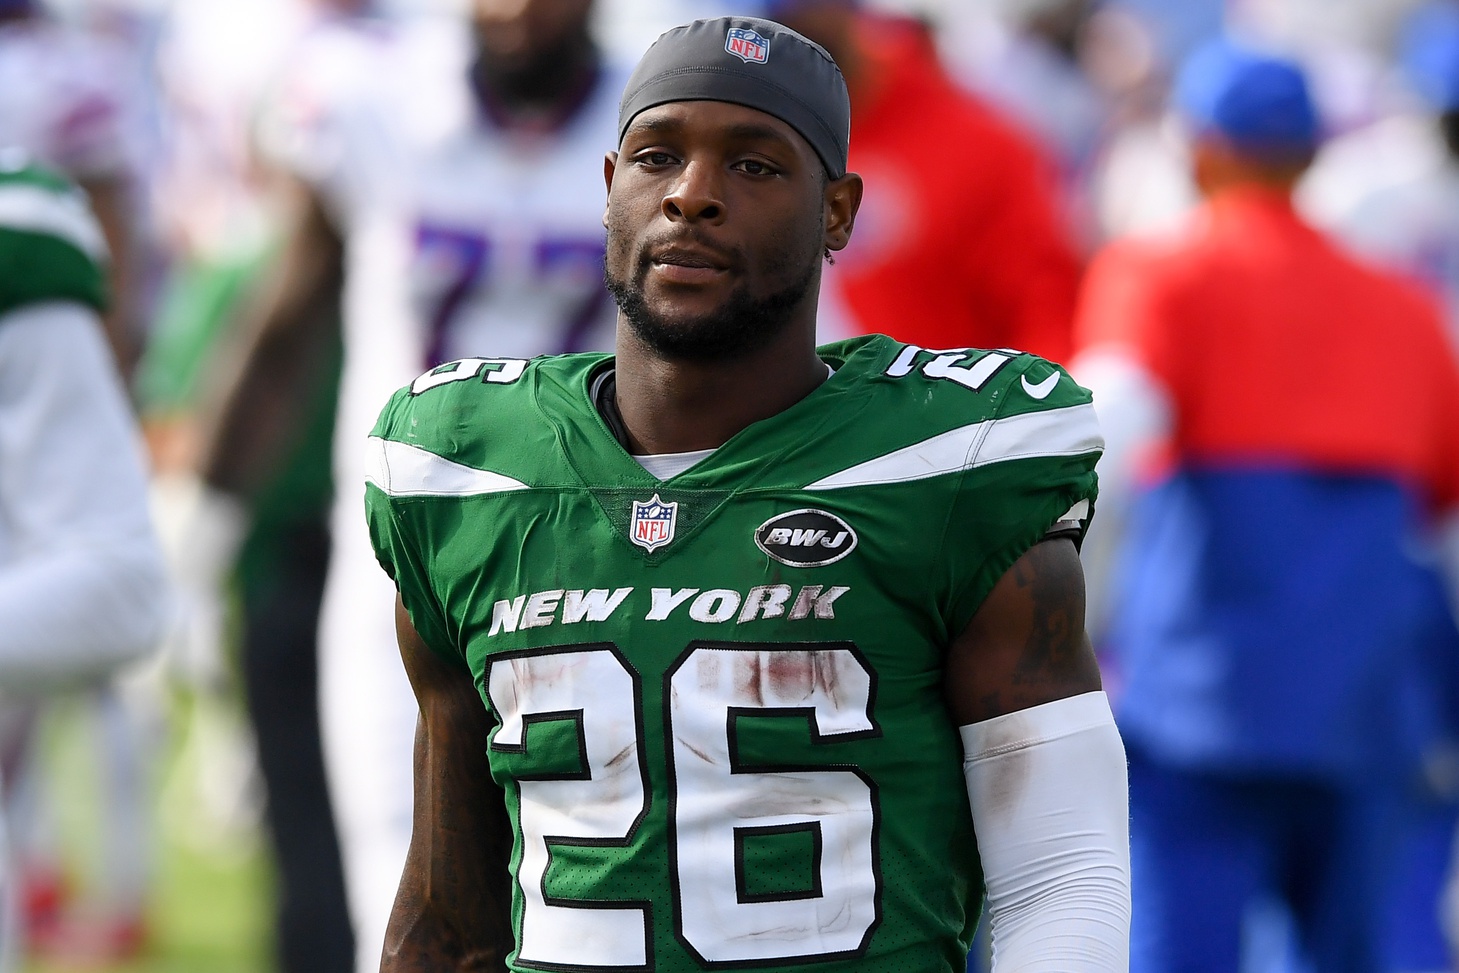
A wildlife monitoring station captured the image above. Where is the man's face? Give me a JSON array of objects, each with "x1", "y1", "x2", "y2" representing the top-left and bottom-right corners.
[
  {"x1": 603, "y1": 101, "x2": 831, "y2": 361},
  {"x1": 471, "y1": 0, "x2": 593, "y2": 77}
]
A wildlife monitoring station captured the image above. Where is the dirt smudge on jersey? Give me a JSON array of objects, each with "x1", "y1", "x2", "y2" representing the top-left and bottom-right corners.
[
  {"x1": 766, "y1": 650, "x2": 817, "y2": 703},
  {"x1": 975, "y1": 712, "x2": 1033, "y2": 823},
  {"x1": 695, "y1": 651, "x2": 722, "y2": 696},
  {"x1": 736, "y1": 653, "x2": 765, "y2": 707}
]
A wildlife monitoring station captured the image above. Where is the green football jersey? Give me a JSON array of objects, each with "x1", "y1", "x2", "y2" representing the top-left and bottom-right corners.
[
  {"x1": 0, "y1": 161, "x2": 108, "y2": 318},
  {"x1": 365, "y1": 333, "x2": 1101, "y2": 973}
]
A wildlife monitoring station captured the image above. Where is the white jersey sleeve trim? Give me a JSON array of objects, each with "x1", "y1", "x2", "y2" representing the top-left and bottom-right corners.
[
  {"x1": 0, "y1": 183, "x2": 107, "y2": 259},
  {"x1": 366, "y1": 436, "x2": 530, "y2": 497},
  {"x1": 804, "y1": 403, "x2": 1103, "y2": 490}
]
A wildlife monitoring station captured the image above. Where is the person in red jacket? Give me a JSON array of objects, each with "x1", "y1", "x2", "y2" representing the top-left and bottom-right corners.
[
  {"x1": 771, "y1": 0, "x2": 1083, "y2": 364},
  {"x1": 1072, "y1": 39, "x2": 1459, "y2": 973}
]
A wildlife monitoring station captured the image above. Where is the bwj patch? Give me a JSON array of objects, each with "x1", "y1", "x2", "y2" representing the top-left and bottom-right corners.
[
  {"x1": 631, "y1": 494, "x2": 679, "y2": 552},
  {"x1": 725, "y1": 27, "x2": 770, "y2": 64}
]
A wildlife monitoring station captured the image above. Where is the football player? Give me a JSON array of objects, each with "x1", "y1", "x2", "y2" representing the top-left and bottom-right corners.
[
  {"x1": 0, "y1": 159, "x2": 167, "y2": 972},
  {"x1": 367, "y1": 17, "x2": 1132, "y2": 973},
  {"x1": 1074, "y1": 40, "x2": 1459, "y2": 973}
]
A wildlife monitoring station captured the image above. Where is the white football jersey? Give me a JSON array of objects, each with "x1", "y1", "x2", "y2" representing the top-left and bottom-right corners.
[
  {"x1": 262, "y1": 15, "x2": 624, "y2": 481},
  {"x1": 404, "y1": 68, "x2": 624, "y2": 366}
]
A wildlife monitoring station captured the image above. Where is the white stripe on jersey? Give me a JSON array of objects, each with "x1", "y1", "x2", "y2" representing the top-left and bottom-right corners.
[
  {"x1": 0, "y1": 183, "x2": 107, "y2": 259},
  {"x1": 365, "y1": 435, "x2": 529, "y2": 497},
  {"x1": 804, "y1": 403, "x2": 1104, "y2": 491}
]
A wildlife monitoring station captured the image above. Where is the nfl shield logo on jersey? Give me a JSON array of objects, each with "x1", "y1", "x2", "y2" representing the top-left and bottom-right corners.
[
  {"x1": 630, "y1": 494, "x2": 679, "y2": 552},
  {"x1": 725, "y1": 27, "x2": 770, "y2": 64}
]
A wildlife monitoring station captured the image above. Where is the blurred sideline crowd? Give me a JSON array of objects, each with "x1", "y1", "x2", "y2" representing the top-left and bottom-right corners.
[{"x1": 2, "y1": 0, "x2": 1459, "y2": 971}]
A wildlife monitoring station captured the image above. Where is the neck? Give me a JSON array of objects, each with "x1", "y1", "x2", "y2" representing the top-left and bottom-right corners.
[
  {"x1": 1192, "y1": 141, "x2": 1310, "y2": 199},
  {"x1": 612, "y1": 317, "x2": 827, "y2": 455}
]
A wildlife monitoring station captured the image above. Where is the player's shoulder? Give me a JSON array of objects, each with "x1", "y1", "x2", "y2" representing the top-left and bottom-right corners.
[
  {"x1": 369, "y1": 352, "x2": 606, "y2": 484},
  {"x1": 373, "y1": 352, "x2": 602, "y2": 433},
  {"x1": 0, "y1": 158, "x2": 108, "y2": 318},
  {"x1": 825, "y1": 333, "x2": 1093, "y2": 418},
  {"x1": 812, "y1": 334, "x2": 1101, "y2": 478},
  {"x1": 1344, "y1": 254, "x2": 1451, "y2": 346}
]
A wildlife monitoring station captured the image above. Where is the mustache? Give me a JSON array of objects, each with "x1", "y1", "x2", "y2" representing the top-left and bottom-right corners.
[{"x1": 635, "y1": 232, "x2": 744, "y2": 273}]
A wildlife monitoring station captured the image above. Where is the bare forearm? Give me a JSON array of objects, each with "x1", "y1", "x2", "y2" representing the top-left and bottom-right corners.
[
  {"x1": 197, "y1": 287, "x2": 338, "y2": 495},
  {"x1": 382, "y1": 882, "x2": 508, "y2": 971},
  {"x1": 195, "y1": 185, "x2": 342, "y2": 497},
  {"x1": 385, "y1": 601, "x2": 515, "y2": 972},
  {"x1": 382, "y1": 724, "x2": 512, "y2": 973}
]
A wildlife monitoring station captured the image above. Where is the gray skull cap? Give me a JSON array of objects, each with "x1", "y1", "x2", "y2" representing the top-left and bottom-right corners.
[{"x1": 617, "y1": 16, "x2": 851, "y2": 179}]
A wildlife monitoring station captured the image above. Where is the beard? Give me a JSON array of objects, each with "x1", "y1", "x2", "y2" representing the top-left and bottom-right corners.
[
  {"x1": 471, "y1": 29, "x2": 594, "y2": 110},
  {"x1": 604, "y1": 245, "x2": 820, "y2": 364}
]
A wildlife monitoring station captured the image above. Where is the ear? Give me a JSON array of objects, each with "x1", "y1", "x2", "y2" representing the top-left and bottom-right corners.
[
  {"x1": 823, "y1": 171, "x2": 863, "y2": 254},
  {"x1": 603, "y1": 151, "x2": 619, "y2": 229}
]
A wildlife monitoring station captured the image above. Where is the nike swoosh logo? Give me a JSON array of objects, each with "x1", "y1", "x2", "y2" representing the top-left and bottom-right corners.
[{"x1": 1021, "y1": 372, "x2": 1060, "y2": 399}]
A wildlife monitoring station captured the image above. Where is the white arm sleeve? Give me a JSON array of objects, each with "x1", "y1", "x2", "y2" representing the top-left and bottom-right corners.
[
  {"x1": 961, "y1": 691, "x2": 1131, "y2": 973},
  {"x1": 0, "y1": 302, "x2": 168, "y2": 691},
  {"x1": 1069, "y1": 349, "x2": 1173, "y2": 640}
]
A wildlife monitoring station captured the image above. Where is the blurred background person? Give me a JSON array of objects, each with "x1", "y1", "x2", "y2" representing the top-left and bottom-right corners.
[
  {"x1": 1300, "y1": 5, "x2": 1459, "y2": 969},
  {"x1": 768, "y1": 0, "x2": 1085, "y2": 363},
  {"x1": 139, "y1": 1, "x2": 362, "y2": 970},
  {"x1": 1231, "y1": 0, "x2": 1424, "y2": 135},
  {"x1": 0, "y1": 156, "x2": 168, "y2": 971},
  {"x1": 1072, "y1": 39, "x2": 1459, "y2": 973},
  {"x1": 179, "y1": 1, "x2": 633, "y2": 968},
  {"x1": 0, "y1": 1, "x2": 164, "y2": 964},
  {"x1": 935, "y1": 0, "x2": 1116, "y2": 252},
  {"x1": 1303, "y1": 0, "x2": 1459, "y2": 333}
]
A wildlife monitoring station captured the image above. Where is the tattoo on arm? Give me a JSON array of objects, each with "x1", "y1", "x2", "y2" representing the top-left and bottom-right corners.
[
  {"x1": 945, "y1": 538, "x2": 1103, "y2": 725},
  {"x1": 1008, "y1": 543, "x2": 1091, "y2": 687}
]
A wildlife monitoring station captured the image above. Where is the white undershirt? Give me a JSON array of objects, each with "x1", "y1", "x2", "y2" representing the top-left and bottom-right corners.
[
  {"x1": 623, "y1": 363, "x2": 835, "y2": 481},
  {"x1": 631, "y1": 448, "x2": 718, "y2": 480}
]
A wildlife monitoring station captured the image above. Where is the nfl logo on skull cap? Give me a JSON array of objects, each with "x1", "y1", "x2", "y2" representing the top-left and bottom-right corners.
[
  {"x1": 630, "y1": 494, "x2": 679, "y2": 552},
  {"x1": 725, "y1": 27, "x2": 770, "y2": 64}
]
